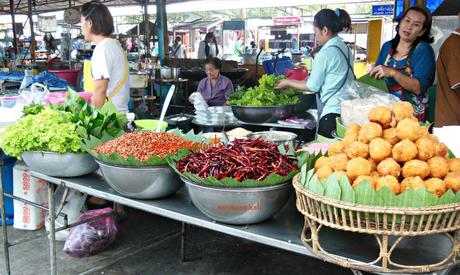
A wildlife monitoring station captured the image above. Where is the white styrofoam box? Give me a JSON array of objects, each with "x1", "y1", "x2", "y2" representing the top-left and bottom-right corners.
[{"x1": 13, "y1": 162, "x2": 48, "y2": 230}]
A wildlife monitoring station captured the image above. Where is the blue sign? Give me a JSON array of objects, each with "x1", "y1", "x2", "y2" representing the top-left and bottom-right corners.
[{"x1": 372, "y1": 4, "x2": 394, "y2": 16}]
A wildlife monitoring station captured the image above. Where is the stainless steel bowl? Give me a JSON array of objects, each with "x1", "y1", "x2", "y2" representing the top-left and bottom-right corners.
[
  {"x1": 182, "y1": 177, "x2": 291, "y2": 225},
  {"x1": 247, "y1": 131, "x2": 297, "y2": 146},
  {"x1": 96, "y1": 161, "x2": 183, "y2": 199},
  {"x1": 231, "y1": 105, "x2": 296, "y2": 123},
  {"x1": 21, "y1": 151, "x2": 98, "y2": 177}
]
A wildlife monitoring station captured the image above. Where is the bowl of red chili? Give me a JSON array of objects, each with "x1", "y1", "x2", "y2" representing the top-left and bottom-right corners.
[{"x1": 174, "y1": 138, "x2": 297, "y2": 224}]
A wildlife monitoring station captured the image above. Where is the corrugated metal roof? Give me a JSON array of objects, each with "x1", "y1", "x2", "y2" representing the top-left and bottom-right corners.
[{"x1": 0, "y1": 0, "x2": 188, "y2": 14}]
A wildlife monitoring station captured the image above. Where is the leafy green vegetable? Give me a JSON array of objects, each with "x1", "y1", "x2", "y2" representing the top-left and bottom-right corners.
[
  {"x1": 52, "y1": 89, "x2": 127, "y2": 139},
  {"x1": 0, "y1": 108, "x2": 82, "y2": 158},
  {"x1": 22, "y1": 104, "x2": 45, "y2": 117},
  {"x1": 228, "y1": 74, "x2": 300, "y2": 106}
]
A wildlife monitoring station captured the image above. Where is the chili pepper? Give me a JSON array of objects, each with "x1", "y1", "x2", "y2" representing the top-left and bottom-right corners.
[{"x1": 177, "y1": 138, "x2": 297, "y2": 181}]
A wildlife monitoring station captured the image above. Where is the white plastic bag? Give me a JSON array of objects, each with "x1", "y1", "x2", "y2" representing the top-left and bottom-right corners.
[
  {"x1": 45, "y1": 186, "x2": 87, "y2": 241},
  {"x1": 340, "y1": 82, "x2": 399, "y2": 127}
]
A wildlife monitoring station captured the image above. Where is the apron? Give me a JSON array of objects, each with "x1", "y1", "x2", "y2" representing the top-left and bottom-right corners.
[
  {"x1": 84, "y1": 57, "x2": 129, "y2": 101},
  {"x1": 383, "y1": 48, "x2": 427, "y2": 121},
  {"x1": 315, "y1": 45, "x2": 355, "y2": 133}
]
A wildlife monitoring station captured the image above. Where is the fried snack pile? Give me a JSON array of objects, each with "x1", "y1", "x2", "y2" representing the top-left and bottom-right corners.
[{"x1": 315, "y1": 101, "x2": 460, "y2": 196}]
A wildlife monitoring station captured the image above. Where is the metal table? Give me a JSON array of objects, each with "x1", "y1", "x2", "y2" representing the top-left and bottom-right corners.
[{"x1": 1, "y1": 170, "x2": 456, "y2": 275}]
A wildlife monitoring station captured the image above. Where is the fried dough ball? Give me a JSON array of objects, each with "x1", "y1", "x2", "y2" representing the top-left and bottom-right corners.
[
  {"x1": 368, "y1": 157, "x2": 377, "y2": 172},
  {"x1": 358, "y1": 122, "x2": 383, "y2": 144},
  {"x1": 425, "y1": 178, "x2": 447, "y2": 196},
  {"x1": 401, "y1": 176, "x2": 425, "y2": 192},
  {"x1": 352, "y1": 175, "x2": 376, "y2": 189},
  {"x1": 377, "y1": 158, "x2": 401, "y2": 177},
  {"x1": 368, "y1": 106, "x2": 393, "y2": 129},
  {"x1": 427, "y1": 157, "x2": 449, "y2": 179},
  {"x1": 328, "y1": 153, "x2": 348, "y2": 171},
  {"x1": 345, "y1": 141, "x2": 369, "y2": 159},
  {"x1": 328, "y1": 141, "x2": 344, "y2": 155},
  {"x1": 314, "y1": 156, "x2": 330, "y2": 171},
  {"x1": 436, "y1": 143, "x2": 449, "y2": 158},
  {"x1": 346, "y1": 157, "x2": 372, "y2": 181},
  {"x1": 402, "y1": 160, "x2": 430, "y2": 179},
  {"x1": 383, "y1": 128, "x2": 399, "y2": 146},
  {"x1": 396, "y1": 118, "x2": 420, "y2": 141},
  {"x1": 392, "y1": 139, "x2": 418, "y2": 162},
  {"x1": 317, "y1": 166, "x2": 333, "y2": 181},
  {"x1": 345, "y1": 123, "x2": 361, "y2": 136},
  {"x1": 369, "y1": 138, "x2": 392, "y2": 162},
  {"x1": 376, "y1": 176, "x2": 401, "y2": 194},
  {"x1": 429, "y1": 134, "x2": 440, "y2": 144},
  {"x1": 392, "y1": 101, "x2": 414, "y2": 122},
  {"x1": 415, "y1": 137, "x2": 436, "y2": 161},
  {"x1": 371, "y1": 171, "x2": 380, "y2": 183},
  {"x1": 418, "y1": 127, "x2": 430, "y2": 138},
  {"x1": 448, "y1": 158, "x2": 460, "y2": 173},
  {"x1": 444, "y1": 172, "x2": 460, "y2": 192}
]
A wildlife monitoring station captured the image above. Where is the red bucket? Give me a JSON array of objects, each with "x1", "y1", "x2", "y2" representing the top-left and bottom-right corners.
[{"x1": 48, "y1": 69, "x2": 80, "y2": 86}]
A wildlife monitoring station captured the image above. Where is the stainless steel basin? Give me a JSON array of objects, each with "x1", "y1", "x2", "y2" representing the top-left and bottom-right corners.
[
  {"x1": 182, "y1": 177, "x2": 291, "y2": 225},
  {"x1": 97, "y1": 161, "x2": 183, "y2": 199}
]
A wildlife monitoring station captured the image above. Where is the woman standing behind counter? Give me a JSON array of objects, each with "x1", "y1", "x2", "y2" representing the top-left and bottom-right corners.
[
  {"x1": 369, "y1": 6, "x2": 435, "y2": 121},
  {"x1": 275, "y1": 8, "x2": 353, "y2": 138},
  {"x1": 197, "y1": 58, "x2": 234, "y2": 106}
]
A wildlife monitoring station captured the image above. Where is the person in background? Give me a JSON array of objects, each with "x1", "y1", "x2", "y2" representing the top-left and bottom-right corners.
[
  {"x1": 171, "y1": 36, "x2": 187, "y2": 58},
  {"x1": 434, "y1": 12, "x2": 460, "y2": 127},
  {"x1": 196, "y1": 57, "x2": 234, "y2": 106},
  {"x1": 369, "y1": 6, "x2": 435, "y2": 121},
  {"x1": 197, "y1": 32, "x2": 219, "y2": 59},
  {"x1": 80, "y1": 0, "x2": 129, "y2": 113},
  {"x1": 275, "y1": 8, "x2": 353, "y2": 138}
]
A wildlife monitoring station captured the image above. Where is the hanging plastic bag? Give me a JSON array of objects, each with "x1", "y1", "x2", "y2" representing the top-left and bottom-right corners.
[{"x1": 63, "y1": 208, "x2": 117, "y2": 257}]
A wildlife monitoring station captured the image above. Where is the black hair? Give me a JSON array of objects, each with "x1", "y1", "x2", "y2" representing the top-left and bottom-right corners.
[
  {"x1": 204, "y1": 57, "x2": 222, "y2": 71},
  {"x1": 391, "y1": 5, "x2": 434, "y2": 53},
  {"x1": 204, "y1": 32, "x2": 219, "y2": 58},
  {"x1": 313, "y1": 8, "x2": 351, "y2": 34},
  {"x1": 175, "y1": 36, "x2": 181, "y2": 42},
  {"x1": 205, "y1": 32, "x2": 215, "y2": 41},
  {"x1": 81, "y1": 0, "x2": 114, "y2": 36}
]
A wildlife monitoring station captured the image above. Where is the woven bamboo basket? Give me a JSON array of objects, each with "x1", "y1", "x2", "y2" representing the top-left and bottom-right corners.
[{"x1": 292, "y1": 174, "x2": 460, "y2": 273}]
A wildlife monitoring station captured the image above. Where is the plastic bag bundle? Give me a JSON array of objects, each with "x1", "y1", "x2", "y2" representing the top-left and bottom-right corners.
[
  {"x1": 63, "y1": 208, "x2": 117, "y2": 257},
  {"x1": 340, "y1": 82, "x2": 399, "y2": 127}
]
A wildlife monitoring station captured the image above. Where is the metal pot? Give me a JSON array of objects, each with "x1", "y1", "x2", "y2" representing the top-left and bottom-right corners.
[
  {"x1": 231, "y1": 104, "x2": 296, "y2": 123},
  {"x1": 160, "y1": 67, "x2": 181, "y2": 79}
]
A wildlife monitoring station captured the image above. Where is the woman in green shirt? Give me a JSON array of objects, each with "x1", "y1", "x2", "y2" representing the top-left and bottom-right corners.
[{"x1": 276, "y1": 8, "x2": 353, "y2": 138}]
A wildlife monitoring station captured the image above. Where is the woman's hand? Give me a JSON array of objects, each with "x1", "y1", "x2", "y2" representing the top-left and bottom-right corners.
[
  {"x1": 369, "y1": 65, "x2": 396, "y2": 79},
  {"x1": 274, "y1": 79, "x2": 290, "y2": 90}
]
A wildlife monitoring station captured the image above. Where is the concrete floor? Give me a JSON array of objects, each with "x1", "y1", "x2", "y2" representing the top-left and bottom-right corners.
[{"x1": 1, "y1": 207, "x2": 352, "y2": 275}]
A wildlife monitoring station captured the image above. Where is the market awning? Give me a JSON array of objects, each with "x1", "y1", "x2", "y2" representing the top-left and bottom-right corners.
[
  {"x1": 0, "y1": 0, "x2": 191, "y2": 14},
  {"x1": 173, "y1": 17, "x2": 223, "y2": 31},
  {"x1": 126, "y1": 20, "x2": 156, "y2": 36}
]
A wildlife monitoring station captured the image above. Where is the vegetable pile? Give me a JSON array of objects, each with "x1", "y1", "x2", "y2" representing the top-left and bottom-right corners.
[
  {"x1": 176, "y1": 138, "x2": 297, "y2": 181},
  {"x1": 0, "y1": 108, "x2": 82, "y2": 157},
  {"x1": 228, "y1": 74, "x2": 300, "y2": 106},
  {"x1": 94, "y1": 132, "x2": 200, "y2": 162}
]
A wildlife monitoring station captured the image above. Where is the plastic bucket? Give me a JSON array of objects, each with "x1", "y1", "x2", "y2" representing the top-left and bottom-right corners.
[{"x1": 48, "y1": 69, "x2": 80, "y2": 86}]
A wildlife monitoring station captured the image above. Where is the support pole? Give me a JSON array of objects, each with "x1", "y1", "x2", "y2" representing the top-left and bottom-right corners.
[
  {"x1": 27, "y1": 0, "x2": 36, "y2": 62},
  {"x1": 0, "y1": 160, "x2": 11, "y2": 275},
  {"x1": 9, "y1": 0, "x2": 18, "y2": 55},
  {"x1": 47, "y1": 182, "x2": 56, "y2": 275},
  {"x1": 156, "y1": 0, "x2": 167, "y2": 65},
  {"x1": 144, "y1": 0, "x2": 150, "y2": 54}
]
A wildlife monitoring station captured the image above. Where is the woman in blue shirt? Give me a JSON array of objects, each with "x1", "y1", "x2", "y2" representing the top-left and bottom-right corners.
[
  {"x1": 370, "y1": 6, "x2": 435, "y2": 121},
  {"x1": 276, "y1": 8, "x2": 353, "y2": 138}
]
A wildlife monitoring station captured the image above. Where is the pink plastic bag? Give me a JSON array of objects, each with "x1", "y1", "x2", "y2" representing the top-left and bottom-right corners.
[{"x1": 63, "y1": 208, "x2": 117, "y2": 257}]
